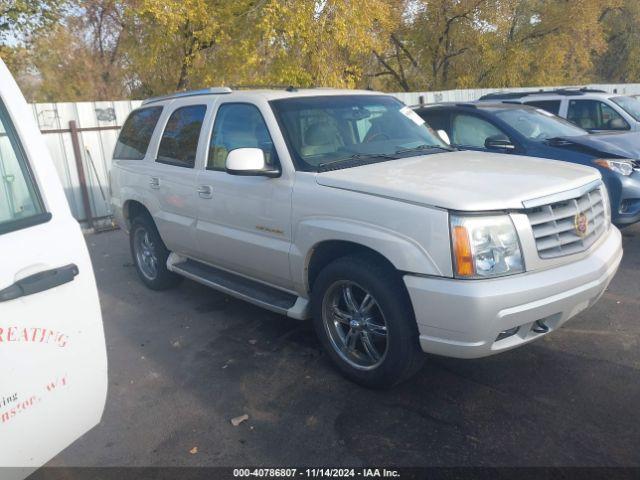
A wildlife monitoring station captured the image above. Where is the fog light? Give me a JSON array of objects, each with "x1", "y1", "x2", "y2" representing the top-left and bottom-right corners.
[
  {"x1": 532, "y1": 320, "x2": 549, "y2": 334},
  {"x1": 496, "y1": 326, "x2": 519, "y2": 341},
  {"x1": 620, "y1": 200, "x2": 630, "y2": 213}
]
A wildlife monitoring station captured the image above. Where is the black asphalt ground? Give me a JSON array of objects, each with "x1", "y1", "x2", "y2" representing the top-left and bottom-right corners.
[{"x1": 46, "y1": 225, "x2": 640, "y2": 467}]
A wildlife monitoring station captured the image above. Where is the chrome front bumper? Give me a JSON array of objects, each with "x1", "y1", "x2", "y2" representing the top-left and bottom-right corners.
[{"x1": 404, "y1": 226, "x2": 623, "y2": 359}]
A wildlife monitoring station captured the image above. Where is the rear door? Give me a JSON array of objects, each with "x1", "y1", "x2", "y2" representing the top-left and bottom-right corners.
[
  {"x1": 0, "y1": 60, "x2": 107, "y2": 473},
  {"x1": 149, "y1": 102, "x2": 207, "y2": 257}
]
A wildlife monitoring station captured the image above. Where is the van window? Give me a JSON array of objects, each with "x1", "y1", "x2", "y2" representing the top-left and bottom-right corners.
[
  {"x1": 113, "y1": 107, "x2": 163, "y2": 160},
  {"x1": 523, "y1": 100, "x2": 561, "y2": 115},
  {"x1": 157, "y1": 105, "x2": 207, "y2": 168},
  {"x1": 567, "y1": 100, "x2": 629, "y2": 131},
  {"x1": 0, "y1": 101, "x2": 47, "y2": 235},
  {"x1": 208, "y1": 103, "x2": 277, "y2": 171}
]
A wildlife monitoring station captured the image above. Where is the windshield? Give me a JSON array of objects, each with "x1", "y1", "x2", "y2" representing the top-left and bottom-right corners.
[
  {"x1": 493, "y1": 107, "x2": 587, "y2": 140},
  {"x1": 270, "y1": 95, "x2": 450, "y2": 171},
  {"x1": 612, "y1": 96, "x2": 640, "y2": 121}
]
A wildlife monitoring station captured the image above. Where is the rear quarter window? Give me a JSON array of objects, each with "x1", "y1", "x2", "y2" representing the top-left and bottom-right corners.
[
  {"x1": 113, "y1": 106, "x2": 163, "y2": 160},
  {"x1": 524, "y1": 100, "x2": 561, "y2": 115}
]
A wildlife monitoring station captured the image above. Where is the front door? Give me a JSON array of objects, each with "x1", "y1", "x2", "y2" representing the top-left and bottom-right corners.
[{"x1": 195, "y1": 103, "x2": 294, "y2": 289}]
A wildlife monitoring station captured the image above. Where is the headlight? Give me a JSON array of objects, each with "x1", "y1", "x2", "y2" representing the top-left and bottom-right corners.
[
  {"x1": 594, "y1": 159, "x2": 634, "y2": 176},
  {"x1": 450, "y1": 214, "x2": 524, "y2": 279}
]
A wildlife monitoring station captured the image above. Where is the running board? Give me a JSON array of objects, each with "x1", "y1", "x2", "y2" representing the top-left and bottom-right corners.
[{"x1": 168, "y1": 255, "x2": 310, "y2": 320}]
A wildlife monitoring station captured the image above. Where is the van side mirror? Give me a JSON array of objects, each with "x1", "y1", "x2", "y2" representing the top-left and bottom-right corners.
[
  {"x1": 225, "y1": 148, "x2": 280, "y2": 177},
  {"x1": 485, "y1": 134, "x2": 515, "y2": 151}
]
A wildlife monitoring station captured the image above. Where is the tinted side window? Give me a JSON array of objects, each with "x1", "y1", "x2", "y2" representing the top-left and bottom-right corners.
[
  {"x1": 208, "y1": 103, "x2": 277, "y2": 171},
  {"x1": 0, "y1": 100, "x2": 48, "y2": 235},
  {"x1": 567, "y1": 100, "x2": 629, "y2": 131},
  {"x1": 451, "y1": 113, "x2": 503, "y2": 148},
  {"x1": 524, "y1": 100, "x2": 561, "y2": 115},
  {"x1": 157, "y1": 105, "x2": 207, "y2": 168},
  {"x1": 417, "y1": 109, "x2": 450, "y2": 133},
  {"x1": 113, "y1": 107, "x2": 162, "y2": 160}
]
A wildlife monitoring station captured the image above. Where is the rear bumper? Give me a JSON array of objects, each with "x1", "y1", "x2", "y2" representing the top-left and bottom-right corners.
[{"x1": 404, "y1": 226, "x2": 622, "y2": 359}]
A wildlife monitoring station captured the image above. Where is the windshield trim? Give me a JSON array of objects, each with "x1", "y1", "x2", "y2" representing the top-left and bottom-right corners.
[{"x1": 269, "y1": 94, "x2": 448, "y2": 172}]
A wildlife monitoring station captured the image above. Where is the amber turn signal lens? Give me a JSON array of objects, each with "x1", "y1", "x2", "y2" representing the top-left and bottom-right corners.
[{"x1": 452, "y1": 225, "x2": 474, "y2": 277}]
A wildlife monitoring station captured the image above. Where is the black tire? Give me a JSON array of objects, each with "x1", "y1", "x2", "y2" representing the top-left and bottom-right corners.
[
  {"x1": 129, "y1": 214, "x2": 182, "y2": 290},
  {"x1": 311, "y1": 253, "x2": 425, "y2": 389}
]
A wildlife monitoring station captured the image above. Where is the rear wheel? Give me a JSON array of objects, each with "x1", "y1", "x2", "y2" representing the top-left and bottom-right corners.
[
  {"x1": 129, "y1": 215, "x2": 181, "y2": 290},
  {"x1": 311, "y1": 254, "x2": 425, "y2": 389}
]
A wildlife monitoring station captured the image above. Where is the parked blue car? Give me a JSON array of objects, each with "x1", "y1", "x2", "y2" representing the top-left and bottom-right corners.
[{"x1": 414, "y1": 102, "x2": 640, "y2": 227}]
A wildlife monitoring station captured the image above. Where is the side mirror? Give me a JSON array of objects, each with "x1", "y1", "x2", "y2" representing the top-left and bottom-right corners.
[
  {"x1": 225, "y1": 148, "x2": 280, "y2": 177},
  {"x1": 485, "y1": 134, "x2": 515, "y2": 150},
  {"x1": 437, "y1": 129, "x2": 451, "y2": 145}
]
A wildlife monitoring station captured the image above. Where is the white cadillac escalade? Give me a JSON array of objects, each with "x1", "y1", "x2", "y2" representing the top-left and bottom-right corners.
[{"x1": 110, "y1": 88, "x2": 622, "y2": 388}]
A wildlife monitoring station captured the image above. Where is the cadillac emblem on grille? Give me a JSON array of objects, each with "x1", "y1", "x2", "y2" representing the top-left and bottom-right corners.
[{"x1": 575, "y1": 212, "x2": 589, "y2": 237}]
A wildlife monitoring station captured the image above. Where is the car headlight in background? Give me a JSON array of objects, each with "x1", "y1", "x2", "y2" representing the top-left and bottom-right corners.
[
  {"x1": 593, "y1": 159, "x2": 634, "y2": 176},
  {"x1": 450, "y1": 214, "x2": 524, "y2": 279}
]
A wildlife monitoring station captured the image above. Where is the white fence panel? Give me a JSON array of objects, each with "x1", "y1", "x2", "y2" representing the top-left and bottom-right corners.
[{"x1": 31, "y1": 100, "x2": 141, "y2": 227}]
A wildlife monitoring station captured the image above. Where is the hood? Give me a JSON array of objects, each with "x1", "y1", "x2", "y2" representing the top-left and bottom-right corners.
[
  {"x1": 551, "y1": 131, "x2": 640, "y2": 159},
  {"x1": 316, "y1": 151, "x2": 600, "y2": 211}
]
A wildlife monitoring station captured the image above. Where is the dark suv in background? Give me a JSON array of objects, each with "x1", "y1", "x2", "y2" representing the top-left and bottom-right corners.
[{"x1": 414, "y1": 102, "x2": 640, "y2": 226}]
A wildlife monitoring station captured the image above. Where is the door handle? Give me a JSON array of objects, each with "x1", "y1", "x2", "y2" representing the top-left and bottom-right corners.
[
  {"x1": 150, "y1": 177, "x2": 160, "y2": 189},
  {"x1": 197, "y1": 185, "x2": 213, "y2": 199},
  {"x1": 0, "y1": 264, "x2": 79, "y2": 302}
]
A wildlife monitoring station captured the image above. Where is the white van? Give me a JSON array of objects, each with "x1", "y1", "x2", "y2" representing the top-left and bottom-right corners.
[{"x1": 0, "y1": 59, "x2": 108, "y2": 477}]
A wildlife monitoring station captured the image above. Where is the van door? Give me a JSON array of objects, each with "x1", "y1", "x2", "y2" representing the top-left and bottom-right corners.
[{"x1": 0, "y1": 60, "x2": 107, "y2": 474}]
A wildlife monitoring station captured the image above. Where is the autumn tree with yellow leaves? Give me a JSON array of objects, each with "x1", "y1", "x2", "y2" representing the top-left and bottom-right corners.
[{"x1": 0, "y1": 0, "x2": 637, "y2": 101}]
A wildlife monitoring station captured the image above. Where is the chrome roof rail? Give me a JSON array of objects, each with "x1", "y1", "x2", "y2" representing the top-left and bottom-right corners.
[{"x1": 141, "y1": 87, "x2": 233, "y2": 105}]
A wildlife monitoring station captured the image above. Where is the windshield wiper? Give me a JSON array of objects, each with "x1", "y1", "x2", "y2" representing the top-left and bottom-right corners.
[
  {"x1": 544, "y1": 136, "x2": 574, "y2": 146},
  {"x1": 395, "y1": 144, "x2": 454, "y2": 155},
  {"x1": 317, "y1": 153, "x2": 398, "y2": 172}
]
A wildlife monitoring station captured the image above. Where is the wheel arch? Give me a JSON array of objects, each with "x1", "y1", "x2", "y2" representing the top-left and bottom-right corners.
[
  {"x1": 306, "y1": 240, "x2": 399, "y2": 294},
  {"x1": 123, "y1": 199, "x2": 153, "y2": 230},
  {"x1": 293, "y1": 218, "x2": 446, "y2": 295}
]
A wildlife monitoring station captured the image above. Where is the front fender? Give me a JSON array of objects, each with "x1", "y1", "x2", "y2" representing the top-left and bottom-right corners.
[{"x1": 290, "y1": 216, "x2": 452, "y2": 294}]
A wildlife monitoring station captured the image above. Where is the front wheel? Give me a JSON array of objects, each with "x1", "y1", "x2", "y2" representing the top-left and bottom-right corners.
[{"x1": 311, "y1": 254, "x2": 425, "y2": 389}]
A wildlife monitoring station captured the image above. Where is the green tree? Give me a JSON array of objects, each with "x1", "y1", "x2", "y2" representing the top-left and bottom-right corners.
[
  {"x1": 0, "y1": 0, "x2": 63, "y2": 42},
  {"x1": 25, "y1": 0, "x2": 129, "y2": 101},
  {"x1": 598, "y1": 0, "x2": 640, "y2": 82}
]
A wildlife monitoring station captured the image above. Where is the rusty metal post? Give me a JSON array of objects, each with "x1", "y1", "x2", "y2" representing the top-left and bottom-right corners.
[{"x1": 69, "y1": 120, "x2": 94, "y2": 230}]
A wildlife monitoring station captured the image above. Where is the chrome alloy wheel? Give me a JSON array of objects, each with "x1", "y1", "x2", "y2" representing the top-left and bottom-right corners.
[
  {"x1": 321, "y1": 280, "x2": 389, "y2": 370},
  {"x1": 133, "y1": 227, "x2": 158, "y2": 281}
]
